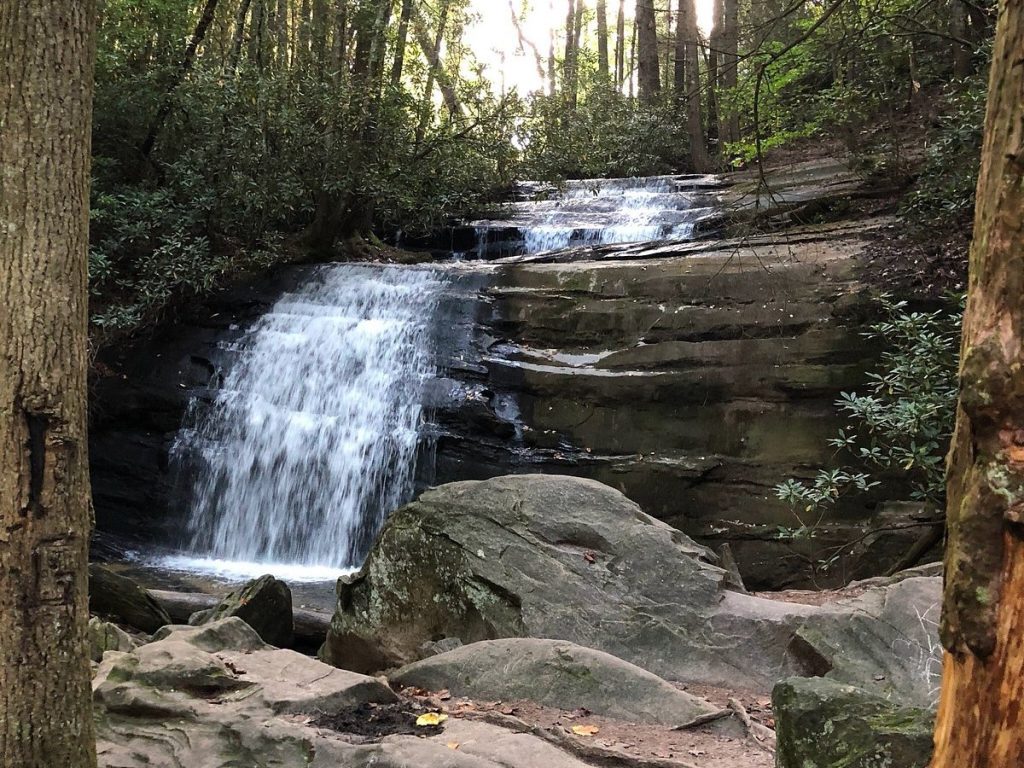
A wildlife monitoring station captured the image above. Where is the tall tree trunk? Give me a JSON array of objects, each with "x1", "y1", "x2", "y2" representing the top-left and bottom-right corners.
[
  {"x1": 391, "y1": 0, "x2": 414, "y2": 86},
  {"x1": 276, "y1": 0, "x2": 289, "y2": 67},
  {"x1": 678, "y1": 0, "x2": 710, "y2": 171},
  {"x1": 331, "y1": 0, "x2": 349, "y2": 80},
  {"x1": 718, "y1": 0, "x2": 739, "y2": 145},
  {"x1": 931, "y1": 1, "x2": 1024, "y2": 764},
  {"x1": 227, "y1": 0, "x2": 254, "y2": 75},
  {"x1": 564, "y1": 0, "x2": 579, "y2": 107},
  {"x1": 636, "y1": 0, "x2": 660, "y2": 104},
  {"x1": 597, "y1": 0, "x2": 610, "y2": 79},
  {"x1": 414, "y1": 0, "x2": 460, "y2": 130},
  {"x1": 297, "y1": 0, "x2": 311, "y2": 68},
  {"x1": 951, "y1": 0, "x2": 973, "y2": 77},
  {"x1": 248, "y1": 0, "x2": 266, "y2": 68},
  {"x1": 312, "y1": 0, "x2": 329, "y2": 69},
  {"x1": 549, "y1": 0, "x2": 558, "y2": 95},
  {"x1": 674, "y1": 0, "x2": 685, "y2": 93},
  {"x1": 141, "y1": 0, "x2": 221, "y2": 159},
  {"x1": 615, "y1": 0, "x2": 626, "y2": 86},
  {"x1": 0, "y1": 2, "x2": 98, "y2": 766}
]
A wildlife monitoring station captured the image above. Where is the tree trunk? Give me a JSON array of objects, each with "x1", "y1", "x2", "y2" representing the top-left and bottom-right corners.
[
  {"x1": 549, "y1": 0, "x2": 558, "y2": 95},
  {"x1": 678, "y1": 0, "x2": 710, "y2": 171},
  {"x1": 0, "y1": 2, "x2": 98, "y2": 766},
  {"x1": 931, "y1": 1, "x2": 1024, "y2": 764},
  {"x1": 311, "y1": 0, "x2": 329, "y2": 69},
  {"x1": 615, "y1": 0, "x2": 626, "y2": 86},
  {"x1": 391, "y1": 0, "x2": 414, "y2": 86},
  {"x1": 140, "y1": 0, "x2": 221, "y2": 159},
  {"x1": 674, "y1": 0, "x2": 685, "y2": 93},
  {"x1": 276, "y1": 0, "x2": 289, "y2": 67},
  {"x1": 636, "y1": 0, "x2": 660, "y2": 104},
  {"x1": 297, "y1": 0, "x2": 311, "y2": 68},
  {"x1": 597, "y1": 0, "x2": 610, "y2": 79},
  {"x1": 951, "y1": 0, "x2": 973, "y2": 77},
  {"x1": 564, "y1": 0, "x2": 579, "y2": 107},
  {"x1": 331, "y1": 0, "x2": 349, "y2": 80},
  {"x1": 718, "y1": 0, "x2": 739, "y2": 145},
  {"x1": 227, "y1": 0, "x2": 254, "y2": 76}
]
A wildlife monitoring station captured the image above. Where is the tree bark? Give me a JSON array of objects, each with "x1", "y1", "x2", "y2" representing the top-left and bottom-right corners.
[
  {"x1": 615, "y1": 0, "x2": 626, "y2": 86},
  {"x1": 0, "y1": 2, "x2": 98, "y2": 766},
  {"x1": 717, "y1": 0, "x2": 739, "y2": 145},
  {"x1": 227, "y1": 0, "x2": 254, "y2": 75},
  {"x1": 677, "y1": 0, "x2": 711, "y2": 171},
  {"x1": 931, "y1": 0, "x2": 1024, "y2": 764},
  {"x1": 636, "y1": 0, "x2": 660, "y2": 104},
  {"x1": 141, "y1": 0, "x2": 221, "y2": 159},
  {"x1": 390, "y1": 0, "x2": 414, "y2": 86},
  {"x1": 597, "y1": 0, "x2": 610, "y2": 79}
]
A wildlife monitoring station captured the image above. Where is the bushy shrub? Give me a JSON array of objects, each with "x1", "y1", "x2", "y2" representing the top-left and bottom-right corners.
[{"x1": 776, "y1": 295, "x2": 962, "y2": 525}]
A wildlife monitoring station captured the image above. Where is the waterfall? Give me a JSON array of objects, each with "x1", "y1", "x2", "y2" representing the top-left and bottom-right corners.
[
  {"x1": 170, "y1": 264, "x2": 445, "y2": 576},
  {"x1": 473, "y1": 174, "x2": 719, "y2": 257}
]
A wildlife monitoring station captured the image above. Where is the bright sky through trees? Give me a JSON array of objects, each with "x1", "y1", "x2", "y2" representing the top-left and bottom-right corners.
[{"x1": 465, "y1": 0, "x2": 716, "y2": 94}]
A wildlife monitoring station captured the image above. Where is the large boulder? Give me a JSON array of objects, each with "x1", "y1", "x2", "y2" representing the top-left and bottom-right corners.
[
  {"x1": 321, "y1": 475, "x2": 818, "y2": 686},
  {"x1": 791, "y1": 576, "x2": 943, "y2": 707},
  {"x1": 89, "y1": 564, "x2": 172, "y2": 633},
  {"x1": 189, "y1": 574, "x2": 293, "y2": 647},
  {"x1": 773, "y1": 676, "x2": 935, "y2": 768},
  {"x1": 392, "y1": 638, "x2": 723, "y2": 726}
]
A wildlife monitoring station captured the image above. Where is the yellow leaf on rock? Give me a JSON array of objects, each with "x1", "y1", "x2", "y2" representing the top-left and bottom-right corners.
[
  {"x1": 416, "y1": 712, "x2": 449, "y2": 727},
  {"x1": 571, "y1": 725, "x2": 600, "y2": 737},
  {"x1": 447, "y1": 742, "x2": 460, "y2": 750}
]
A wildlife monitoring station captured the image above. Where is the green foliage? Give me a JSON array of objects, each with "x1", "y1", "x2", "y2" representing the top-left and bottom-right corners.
[
  {"x1": 776, "y1": 295, "x2": 962, "y2": 522},
  {"x1": 903, "y1": 72, "x2": 988, "y2": 225},
  {"x1": 517, "y1": 89, "x2": 688, "y2": 180}
]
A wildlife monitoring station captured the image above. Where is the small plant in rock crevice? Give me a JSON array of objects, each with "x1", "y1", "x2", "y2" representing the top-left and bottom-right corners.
[{"x1": 775, "y1": 295, "x2": 962, "y2": 570}]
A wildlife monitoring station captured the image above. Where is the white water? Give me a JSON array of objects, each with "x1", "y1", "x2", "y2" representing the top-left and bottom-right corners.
[
  {"x1": 475, "y1": 174, "x2": 718, "y2": 256},
  {"x1": 172, "y1": 264, "x2": 445, "y2": 574}
]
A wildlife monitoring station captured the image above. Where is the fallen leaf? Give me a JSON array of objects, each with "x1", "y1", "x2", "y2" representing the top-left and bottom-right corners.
[
  {"x1": 416, "y1": 713, "x2": 449, "y2": 727},
  {"x1": 571, "y1": 725, "x2": 600, "y2": 737},
  {"x1": 446, "y1": 742, "x2": 460, "y2": 750},
  {"x1": 583, "y1": 551, "x2": 596, "y2": 564}
]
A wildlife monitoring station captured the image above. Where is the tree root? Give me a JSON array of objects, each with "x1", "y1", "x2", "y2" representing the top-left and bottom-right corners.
[{"x1": 726, "y1": 698, "x2": 775, "y2": 754}]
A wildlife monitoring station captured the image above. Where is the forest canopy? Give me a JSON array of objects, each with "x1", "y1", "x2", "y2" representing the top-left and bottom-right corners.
[{"x1": 90, "y1": 0, "x2": 994, "y2": 338}]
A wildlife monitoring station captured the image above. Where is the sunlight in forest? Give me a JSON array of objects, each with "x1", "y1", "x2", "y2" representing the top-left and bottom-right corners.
[{"x1": 466, "y1": 0, "x2": 716, "y2": 94}]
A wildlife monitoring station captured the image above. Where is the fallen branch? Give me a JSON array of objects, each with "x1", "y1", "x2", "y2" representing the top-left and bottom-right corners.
[{"x1": 670, "y1": 708, "x2": 733, "y2": 730}]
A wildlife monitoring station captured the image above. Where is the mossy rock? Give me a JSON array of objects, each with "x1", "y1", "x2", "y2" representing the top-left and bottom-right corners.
[{"x1": 773, "y1": 676, "x2": 934, "y2": 768}]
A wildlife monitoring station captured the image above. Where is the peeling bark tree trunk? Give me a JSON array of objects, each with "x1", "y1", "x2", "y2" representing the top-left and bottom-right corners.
[
  {"x1": 931, "y1": 1, "x2": 1024, "y2": 764},
  {"x1": 636, "y1": 0, "x2": 660, "y2": 104},
  {"x1": 0, "y1": 2, "x2": 98, "y2": 766},
  {"x1": 390, "y1": 0, "x2": 414, "y2": 86}
]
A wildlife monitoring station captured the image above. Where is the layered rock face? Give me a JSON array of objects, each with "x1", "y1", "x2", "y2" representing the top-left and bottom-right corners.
[{"x1": 89, "y1": 159, "x2": 931, "y2": 587}]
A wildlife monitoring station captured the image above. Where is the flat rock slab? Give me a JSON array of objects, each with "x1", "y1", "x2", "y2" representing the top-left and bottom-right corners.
[
  {"x1": 392, "y1": 638, "x2": 723, "y2": 726},
  {"x1": 322, "y1": 474, "x2": 819, "y2": 688}
]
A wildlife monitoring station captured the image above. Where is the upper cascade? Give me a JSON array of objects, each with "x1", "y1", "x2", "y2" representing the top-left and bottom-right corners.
[
  {"x1": 170, "y1": 264, "x2": 446, "y2": 573},
  {"x1": 471, "y1": 174, "x2": 722, "y2": 258}
]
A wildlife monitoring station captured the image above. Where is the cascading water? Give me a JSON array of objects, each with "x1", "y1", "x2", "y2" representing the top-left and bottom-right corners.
[
  {"x1": 472, "y1": 174, "x2": 720, "y2": 257},
  {"x1": 167, "y1": 264, "x2": 445, "y2": 578}
]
